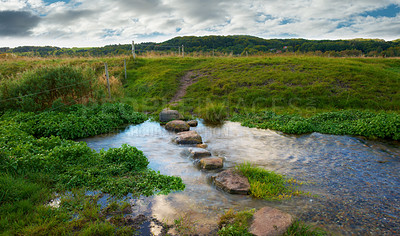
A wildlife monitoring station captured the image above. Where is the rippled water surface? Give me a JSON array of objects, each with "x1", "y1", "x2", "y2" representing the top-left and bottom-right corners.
[{"x1": 79, "y1": 120, "x2": 400, "y2": 235}]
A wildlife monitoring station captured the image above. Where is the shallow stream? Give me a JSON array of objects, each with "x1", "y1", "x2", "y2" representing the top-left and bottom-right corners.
[{"x1": 80, "y1": 120, "x2": 400, "y2": 235}]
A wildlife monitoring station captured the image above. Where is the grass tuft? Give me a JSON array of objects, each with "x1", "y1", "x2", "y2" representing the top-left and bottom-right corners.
[{"x1": 235, "y1": 162, "x2": 305, "y2": 200}]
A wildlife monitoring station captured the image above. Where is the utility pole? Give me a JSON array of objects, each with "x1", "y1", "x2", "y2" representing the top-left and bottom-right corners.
[{"x1": 132, "y1": 40, "x2": 136, "y2": 59}]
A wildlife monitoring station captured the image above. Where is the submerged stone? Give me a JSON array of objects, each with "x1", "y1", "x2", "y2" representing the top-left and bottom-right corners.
[
  {"x1": 188, "y1": 147, "x2": 211, "y2": 159},
  {"x1": 174, "y1": 130, "x2": 203, "y2": 144},
  {"x1": 249, "y1": 207, "x2": 293, "y2": 236},
  {"x1": 213, "y1": 169, "x2": 250, "y2": 194},
  {"x1": 165, "y1": 120, "x2": 190, "y2": 132}
]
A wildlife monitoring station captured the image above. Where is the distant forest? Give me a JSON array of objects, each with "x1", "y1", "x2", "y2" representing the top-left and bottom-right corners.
[{"x1": 1, "y1": 35, "x2": 400, "y2": 57}]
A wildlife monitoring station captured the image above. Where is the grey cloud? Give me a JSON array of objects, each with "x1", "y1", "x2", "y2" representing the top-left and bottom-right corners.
[
  {"x1": 171, "y1": 0, "x2": 234, "y2": 23},
  {"x1": 45, "y1": 9, "x2": 95, "y2": 24},
  {"x1": 0, "y1": 10, "x2": 40, "y2": 36},
  {"x1": 117, "y1": 0, "x2": 171, "y2": 14}
]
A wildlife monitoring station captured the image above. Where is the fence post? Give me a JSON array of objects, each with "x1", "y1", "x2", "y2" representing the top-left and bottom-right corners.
[
  {"x1": 132, "y1": 40, "x2": 136, "y2": 59},
  {"x1": 104, "y1": 62, "x2": 111, "y2": 99},
  {"x1": 182, "y1": 45, "x2": 184, "y2": 57},
  {"x1": 124, "y1": 59, "x2": 127, "y2": 80}
]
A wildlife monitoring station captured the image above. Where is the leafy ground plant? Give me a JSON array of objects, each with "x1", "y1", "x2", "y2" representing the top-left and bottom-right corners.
[
  {"x1": 0, "y1": 105, "x2": 184, "y2": 234},
  {"x1": 235, "y1": 162, "x2": 305, "y2": 200},
  {"x1": 233, "y1": 110, "x2": 400, "y2": 140}
]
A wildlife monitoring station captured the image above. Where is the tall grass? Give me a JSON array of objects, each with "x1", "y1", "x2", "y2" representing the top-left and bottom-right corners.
[{"x1": 195, "y1": 102, "x2": 228, "y2": 124}]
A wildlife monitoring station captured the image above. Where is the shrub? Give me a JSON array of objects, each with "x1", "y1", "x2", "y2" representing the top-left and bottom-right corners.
[{"x1": 0, "y1": 65, "x2": 95, "y2": 111}]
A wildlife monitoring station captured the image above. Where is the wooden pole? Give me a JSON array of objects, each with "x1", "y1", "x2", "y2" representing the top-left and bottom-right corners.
[
  {"x1": 132, "y1": 40, "x2": 136, "y2": 59},
  {"x1": 124, "y1": 59, "x2": 127, "y2": 80},
  {"x1": 182, "y1": 45, "x2": 184, "y2": 57},
  {"x1": 104, "y1": 62, "x2": 111, "y2": 99}
]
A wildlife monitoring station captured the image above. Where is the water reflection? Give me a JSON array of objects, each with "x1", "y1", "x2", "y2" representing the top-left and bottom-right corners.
[{"x1": 79, "y1": 120, "x2": 400, "y2": 235}]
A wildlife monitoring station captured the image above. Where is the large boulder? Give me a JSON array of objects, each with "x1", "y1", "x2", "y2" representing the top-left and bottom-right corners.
[
  {"x1": 159, "y1": 109, "x2": 183, "y2": 122},
  {"x1": 188, "y1": 147, "x2": 211, "y2": 159},
  {"x1": 213, "y1": 169, "x2": 250, "y2": 194},
  {"x1": 165, "y1": 120, "x2": 190, "y2": 132},
  {"x1": 174, "y1": 130, "x2": 202, "y2": 144},
  {"x1": 200, "y1": 157, "x2": 223, "y2": 170},
  {"x1": 249, "y1": 207, "x2": 293, "y2": 236}
]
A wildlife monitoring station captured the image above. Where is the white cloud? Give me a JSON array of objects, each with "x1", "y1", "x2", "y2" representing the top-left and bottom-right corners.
[{"x1": 0, "y1": 0, "x2": 400, "y2": 47}]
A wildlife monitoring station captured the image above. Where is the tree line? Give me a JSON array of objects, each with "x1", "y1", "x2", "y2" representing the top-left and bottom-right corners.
[{"x1": 1, "y1": 35, "x2": 400, "y2": 57}]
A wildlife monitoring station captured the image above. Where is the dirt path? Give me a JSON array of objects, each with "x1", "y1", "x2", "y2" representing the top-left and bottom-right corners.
[{"x1": 169, "y1": 71, "x2": 199, "y2": 105}]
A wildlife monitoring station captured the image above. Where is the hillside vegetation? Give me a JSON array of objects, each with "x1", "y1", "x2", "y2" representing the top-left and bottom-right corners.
[{"x1": 2, "y1": 35, "x2": 400, "y2": 57}]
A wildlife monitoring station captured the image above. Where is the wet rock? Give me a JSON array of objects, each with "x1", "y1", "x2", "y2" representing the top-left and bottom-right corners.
[
  {"x1": 196, "y1": 143, "x2": 208, "y2": 149},
  {"x1": 249, "y1": 207, "x2": 293, "y2": 236},
  {"x1": 174, "y1": 130, "x2": 203, "y2": 144},
  {"x1": 213, "y1": 169, "x2": 250, "y2": 194},
  {"x1": 165, "y1": 120, "x2": 190, "y2": 132},
  {"x1": 200, "y1": 157, "x2": 223, "y2": 170},
  {"x1": 159, "y1": 109, "x2": 183, "y2": 122},
  {"x1": 187, "y1": 120, "x2": 198, "y2": 127},
  {"x1": 188, "y1": 147, "x2": 211, "y2": 159}
]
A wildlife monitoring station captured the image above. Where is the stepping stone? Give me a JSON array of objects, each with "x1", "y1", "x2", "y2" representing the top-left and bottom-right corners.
[
  {"x1": 249, "y1": 207, "x2": 293, "y2": 236},
  {"x1": 174, "y1": 130, "x2": 202, "y2": 144},
  {"x1": 187, "y1": 120, "x2": 198, "y2": 127},
  {"x1": 196, "y1": 143, "x2": 208, "y2": 149},
  {"x1": 200, "y1": 157, "x2": 223, "y2": 170},
  {"x1": 159, "y1": 109, "x2": 183, "y2": 122},
  {"x1": 212, "y1": 169, "x2": 250, "y2": 195},
  {"x1": 188, "y1": 147, "x2": 211, "y2": 159},
  {"x1": 165, "y1": 120, "x2": 190, "y2": 132}
]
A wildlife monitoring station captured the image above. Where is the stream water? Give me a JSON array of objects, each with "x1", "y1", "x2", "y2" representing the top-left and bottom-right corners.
[{"x1": 79, "y1": 120, "x2": 400, "y2": 235}]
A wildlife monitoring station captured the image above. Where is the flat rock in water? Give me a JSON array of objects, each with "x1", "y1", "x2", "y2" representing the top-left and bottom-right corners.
[
  {"x1": 200, "y1": 157, "x2": 223, "y2": 170},
  {"x1": 174, "y1": 130, "x2": 202, "y2": 144},
  {"x1": 159, "y1": 109, "x2": 183, "y2": 122},
  {"x1": 196, "y1": 143, "x2": 208, "y2": 149},
  {"x1": 188, "y1": 147, "x2": 211, "y2": 159},
  {"x1": 213, "y1": 169, "x2": 250, "y2": 194},
  {"x1": 165, "y1": 120, "x2": 190, "y2": 132},
  {"x1": 249, "y1": 207, "x2": 293, "y2": 236},
  {"x1": 187, "y1": 120, "x2": 198, "y2": 127}
]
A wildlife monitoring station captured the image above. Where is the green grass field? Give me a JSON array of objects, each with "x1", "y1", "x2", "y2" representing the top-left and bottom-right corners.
[{"x1": 122, "y1": 56, "x2": 400, "y2": 113}]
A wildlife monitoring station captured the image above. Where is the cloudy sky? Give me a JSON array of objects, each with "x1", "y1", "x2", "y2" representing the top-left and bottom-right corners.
[{"x1": 1, "y1": 0, "x2": 400, "y2": 47}]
